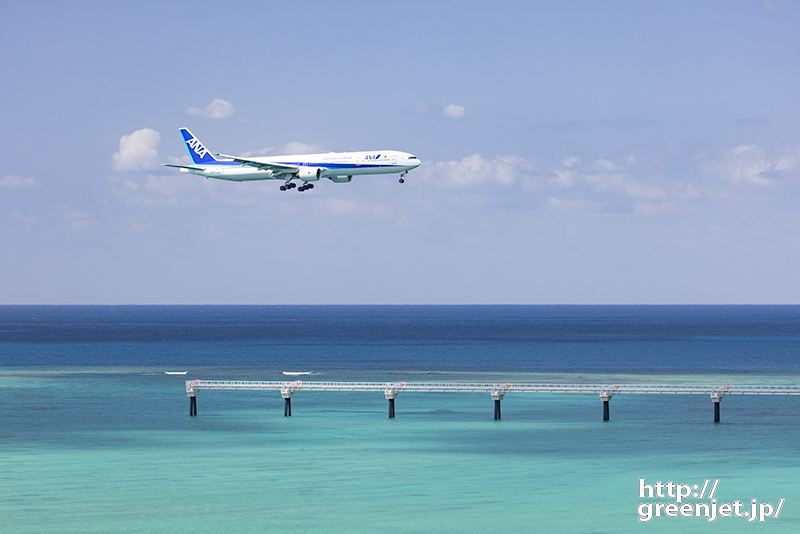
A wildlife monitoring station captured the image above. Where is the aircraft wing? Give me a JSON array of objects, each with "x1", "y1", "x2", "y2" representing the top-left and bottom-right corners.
[{"x1": 215, "y1": 154, "x2": 299, "y2": 174}]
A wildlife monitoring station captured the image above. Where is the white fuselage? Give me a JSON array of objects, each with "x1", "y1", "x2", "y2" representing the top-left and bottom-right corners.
[{"x1": 183, "y1": 150, "x2": 421, "y2": 182}]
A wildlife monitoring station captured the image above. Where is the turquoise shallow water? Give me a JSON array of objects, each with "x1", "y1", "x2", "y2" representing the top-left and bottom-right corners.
[{"x1": 2, "y1": 367, "x2": 800, "y2": 533}]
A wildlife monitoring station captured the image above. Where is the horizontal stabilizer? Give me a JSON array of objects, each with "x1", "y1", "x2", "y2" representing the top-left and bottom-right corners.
[{"x1": 161, "y1": 163, "x2": 204, "y2": 171}]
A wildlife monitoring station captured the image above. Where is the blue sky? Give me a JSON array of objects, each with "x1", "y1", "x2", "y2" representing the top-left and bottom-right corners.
[{"x1": 2, "y1": 0, "x2": 799, "y2": 304}]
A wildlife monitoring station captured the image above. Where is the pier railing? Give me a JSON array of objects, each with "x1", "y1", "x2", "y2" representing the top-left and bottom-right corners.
[
  {"x1": 184, "y1": 380, "x2": 800, "y2": 422},
  {"x1": 187, "y1": 380, "x2": 800, "y2": 395}
]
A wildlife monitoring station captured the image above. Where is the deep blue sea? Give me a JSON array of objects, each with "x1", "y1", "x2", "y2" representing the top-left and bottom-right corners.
[{"x1": 2, "y1": 305, "x2": 799, "y2": 533}]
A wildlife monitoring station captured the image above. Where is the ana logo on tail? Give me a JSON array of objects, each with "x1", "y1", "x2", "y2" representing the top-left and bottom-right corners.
[
  {"x1": 186, "y1": 137, "x2": 208, "y2": 159},
  {"x1": 180, "y1": 128, "x2": 217, "y2": 164}
]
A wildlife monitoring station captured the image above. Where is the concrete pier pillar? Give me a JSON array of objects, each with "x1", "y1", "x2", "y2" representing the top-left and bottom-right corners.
[
  {"x1": 600, "y1": 394, "x2": 612, "y2": 421},
  {"x1": 186, "y1": 380, "x2": 199, "y2": 416},
  {"x1": 491, "y1": 391, "x2": 504, "y2": 420},
  {"x1": 711, "y1": 395, "x2": 722, "y2": 423},
  {"x1": 281, "y1": 388, "x2": 294, "y2": 417},
  {"x1": 385, "y1": 390, "x2": 398, "y2": 419}
]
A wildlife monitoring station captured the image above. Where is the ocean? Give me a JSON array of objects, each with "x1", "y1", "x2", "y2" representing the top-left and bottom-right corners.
[{"x1": 1, "y1": 305, "x2": 799, "y2": 533}]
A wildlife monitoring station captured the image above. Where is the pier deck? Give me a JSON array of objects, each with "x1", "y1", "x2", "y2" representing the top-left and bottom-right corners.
[
  {"x1": 184, "y1": 380, "x2": 800, "y2": 421},
  {"x1": 186, "y1": 380, "x2": 800, "y2": 395}
]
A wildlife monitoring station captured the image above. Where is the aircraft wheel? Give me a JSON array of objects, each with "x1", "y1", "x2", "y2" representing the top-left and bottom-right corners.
[
  {"x1": 399, "y1": 178, "x2": 405, "y2": 184},
  {"x1": 280, "y1": 185, "x2": 286, "y2": 191}
]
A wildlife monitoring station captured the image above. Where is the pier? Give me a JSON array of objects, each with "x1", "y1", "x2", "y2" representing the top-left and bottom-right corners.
[{"x1": 185, "y1": 380, "x2": 800, "y2": 422}]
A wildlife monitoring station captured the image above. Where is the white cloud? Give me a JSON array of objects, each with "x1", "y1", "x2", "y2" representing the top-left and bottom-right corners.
[
  {"x1": 551, "y1": 157, "x2": 580, "y2": 187},
  {"x1": 543, "y1": 153, "x2": 676, "y2": 206},
  {"x1": 420, "y1": 152, "x2": 670, "y2": 202},
  {"x1": 721, "y1": 144, "x2": 772, "y2": 185},
  {"x1": 775, "y1": 150, "x2": 800, "y2": 172},
  {"x1": 583, "y1": 171, "x2": 667, "y2": 199},
  {"x1": 1, "y1": 175, "x2": 37, "y2": 188},
  {"x1": 420, "y1": 154, "x2": 536, "y2": 188},
  {"x1": 562, "y1": 156, "x2": 580, "y2": 168},
  {"x1": 595, "y1": 158, "x2": 618, "y2": 171},
  {"x1": 552, "y1": 167, "x2": 576, "y2": 187},
  {"x1": 702, "y1": 144, "x2": 800, "y2": 186},
  {"x1": 442, "y1": 104, "x2": 466, "y2": 119},
  {"x1": 186, "y1": 98, "x2": 235, "y2": 119},
  {"x1": 112, "y1": 128, "x2": 160, "y2": 172}
]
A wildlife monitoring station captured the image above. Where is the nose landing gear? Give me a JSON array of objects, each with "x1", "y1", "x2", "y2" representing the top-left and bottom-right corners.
[{"x1": 399, "y1": 171, "x2": 407, "y2": 184}]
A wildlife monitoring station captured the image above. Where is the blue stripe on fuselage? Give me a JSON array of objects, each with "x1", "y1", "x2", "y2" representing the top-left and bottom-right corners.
[
  {"x1": 200, "y1": 161, "x2": 400, "y2": 169},
  {"x1": 271, "y1": 162, "x2": 397, "y2": 169}
]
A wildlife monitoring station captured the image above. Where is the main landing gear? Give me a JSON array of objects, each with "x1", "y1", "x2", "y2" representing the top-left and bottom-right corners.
[
  {"x1": 281, "y1": 182, "x2": 314, "y2": 191},
  {"x1": 279, "y1": 181, "x2": 315, "y2": 192}
]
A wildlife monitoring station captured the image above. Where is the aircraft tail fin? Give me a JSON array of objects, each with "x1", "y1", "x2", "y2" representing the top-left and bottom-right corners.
[{"x1": 180, "y1": 128, "x2": 218, "y2": 164}]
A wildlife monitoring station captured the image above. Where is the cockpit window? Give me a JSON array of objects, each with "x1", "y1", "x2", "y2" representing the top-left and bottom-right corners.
[{"x1": 409, "y1": 156, "x2": 416, "y2": 159}]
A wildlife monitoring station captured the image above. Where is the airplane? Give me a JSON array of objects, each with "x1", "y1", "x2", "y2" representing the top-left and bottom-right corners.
[{"x1": 163, "y1": 128, "x2": 421, "y2": 192}]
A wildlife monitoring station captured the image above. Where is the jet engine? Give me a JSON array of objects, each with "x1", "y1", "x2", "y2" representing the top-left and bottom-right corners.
[{"x1": 296, "y1": 167, "x2": 322, "y2": 181}]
